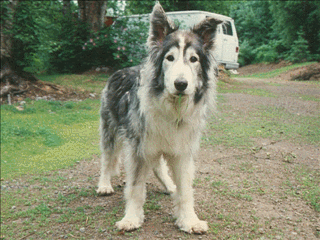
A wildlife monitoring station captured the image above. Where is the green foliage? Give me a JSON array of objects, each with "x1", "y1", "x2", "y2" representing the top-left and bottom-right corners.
[
  {"x1": 230, "y1": 2, "x2": 277, "y2": 65},
  {"x1": 4, "y1": 0, "x2": 320, "y2": 72},
  {"x1": 231, "y1": 1, "x2": 320, "y2": 66},
  {"x1": 253, "y1": 40, "x2": 282, "y2": 63},
  {"x1": 285, "y1": 28, "x2": 311, "y2": 63},
  {"x1": 237, "y1": 40, "x2": 255, "y2": 66},
  {"x1": 81, "y1": 17, "x2": 149, "y2": 69},
  {"x1": 5, "y1": 1, "x2": 41, "y2": 71},
  {"x1": 109, "y1": 17, "x2": 149, "y2": 68},
  {"x1": 270, "y1": 1, "x2": 320, "y2": 54},
  {"x1": 49, "y1": 13, "x2": 91, "y2": 73},
  {"x1": 125, "y1": 0, "x2": 231, "y2": 15}
]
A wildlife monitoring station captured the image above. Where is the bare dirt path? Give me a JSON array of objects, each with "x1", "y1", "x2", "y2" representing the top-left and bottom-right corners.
[{"x1": 1, "y1": 73, "x2": 319, "y2": 239}]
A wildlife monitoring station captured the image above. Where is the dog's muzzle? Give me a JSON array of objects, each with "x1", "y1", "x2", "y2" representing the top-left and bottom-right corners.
[{"x1": 174, "y1": 78, "x2": 188, "y2": 92}]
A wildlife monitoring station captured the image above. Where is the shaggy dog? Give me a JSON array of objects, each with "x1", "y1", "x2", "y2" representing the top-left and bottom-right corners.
[{"x1": 97, "y1": 3, "x2": 222, "y2": 234}]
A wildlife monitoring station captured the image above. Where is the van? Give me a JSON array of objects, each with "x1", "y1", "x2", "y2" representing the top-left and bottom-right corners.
[{"x1": 122, "y1": 10, "x2": 239, "y2": 69}]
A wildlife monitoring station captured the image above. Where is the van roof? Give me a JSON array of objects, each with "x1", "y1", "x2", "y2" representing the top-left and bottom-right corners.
[{"x1": 124, "y1": 10, "x2": 233, "y2": 22}]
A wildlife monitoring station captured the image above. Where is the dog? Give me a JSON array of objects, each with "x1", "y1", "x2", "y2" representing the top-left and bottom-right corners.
[{"x1": 97, "y1": 3, "x2": 222, "y2": 234}]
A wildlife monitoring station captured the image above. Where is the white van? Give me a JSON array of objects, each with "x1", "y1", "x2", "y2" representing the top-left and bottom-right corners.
[{"x1": 123, "y1": 10, "x2": 239, "y2": 69}]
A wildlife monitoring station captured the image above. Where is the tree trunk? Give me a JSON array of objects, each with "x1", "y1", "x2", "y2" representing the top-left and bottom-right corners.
[
  {"x1": 1, "y1": 0, "x2": 38, "y2": 99},
  {"x1": 1, "y1": 0, "x2": 19, "y2": 83},
  {"x1": 78, "y1": 0, "x2": 108, "y2": 32}
]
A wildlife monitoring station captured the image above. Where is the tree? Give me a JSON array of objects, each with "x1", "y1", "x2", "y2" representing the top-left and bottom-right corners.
[
  {"x1": 230, "y1": 1, "x2": 276, "y2": 65},
  {"x1": 63, "y1": 0, "x2": 71, "y2": 16},
  {"x1": 269, "y1": 1, "x2": 320, "y2": 56},
  {"x1": 229, "y1": 1, "x2": 320, "y2": 65},
  {"x1": 125, "y1": 0, "x2": 232, "y2": 16},
  {"x1": 78, "y1": 0, "x2": 108, "y2": 32},
  {"x1": 0, "y1": 0, "x2": 38, "y2": 99}
]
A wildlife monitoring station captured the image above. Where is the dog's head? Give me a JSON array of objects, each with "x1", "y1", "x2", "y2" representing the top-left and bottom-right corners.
[{"x1": 147, "y1": 3, "x2": 222, "y2": 103}]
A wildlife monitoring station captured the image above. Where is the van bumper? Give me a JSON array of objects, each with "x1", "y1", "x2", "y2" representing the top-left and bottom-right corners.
[
  {"x1": 225, "y1": 62, "x2": 239, "y2": 69},
  {"x1": 217, "y1": 61, "x2": 239, "y2": 69}
]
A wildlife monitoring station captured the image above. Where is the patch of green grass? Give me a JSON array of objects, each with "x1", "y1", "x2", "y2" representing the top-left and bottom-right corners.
[
  {"x1": 211, "y1": 180, "x2": 225, "y2": 188},
  {"x1": 104, "y1": 205, "x2": 124, "y2": 230},
  {"x1": 222, "y1": 87, "x2": 277, "y2": 98},
  {"x1": 287, "y1": 166, "x2": 320, "y2": 212},
  {"x1": 1, "y1": 179, "x2": 101, "y2": 239},
  {"x1": 294, "y1": 94, "x2": 320, "y2": 102},
  {"x1": 37, "y1": 73, "x2": 108, "y2": 94},
  {"x1": 204, "y1": 105, "x2": 320, "y2": 148},
  {"x1": 239, "y1": 62, "x2": 317, "y2": 79},
  {"x1": 211, "y1": 180, "x2": 254, "y2": 202},
  {"x1": 1, "y1": 99, "x2": 101, "y2": 179},
  {"x1": 144, "y1": 191, "x2": 164, "y2": 214},
  {"x1": 217, "y1": 81, "x2": 277, "y2": 98}
]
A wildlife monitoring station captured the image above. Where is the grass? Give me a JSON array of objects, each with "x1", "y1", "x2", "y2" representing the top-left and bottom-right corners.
[
  {"x1": 1, "y1": 99, "x2": 101, "y2": 179},
  {"x1": 237, "y1": 61, "x2": 317, "y2": 79},
  {"x1": 37, "y1": 73, "x2": 108, "y2": 94},
  {"x1": 218, "y1": 81, "x2": 277, "y2": 97},
  {"x1": 293, "y1": 94, "x2": 320, "y2": 102},
  {"x1": 0, "y1": 73, "x2": 109, "y2": 179},
  {"x1": 204, "y1": 104, "x2": 320, "y2": 148},
  {"x1": 1, "y1": 179, "x2": 100, "y2": 240},
  {"x1": 285, "y1": 166, "x2": 320, "y2": 212}
]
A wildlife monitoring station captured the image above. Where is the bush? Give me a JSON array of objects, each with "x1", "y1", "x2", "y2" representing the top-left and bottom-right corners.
[
  {"x1": 49, "y1": 16, "x2": 91, "y2": 73},
  {"x1": 238, "y1": 40, "x2": 255, "y2": 66},
  {"x1": 253, "y1": 40, "x2": 282, "y2": 63},
  {"x1": 8, "y1": 1, "x2": 41, "y2": 72},
  {"x1": 49, "y1": 15, "x2": 149, "y2": 73},
  {"x1": 81, "y1": 17, "x2": 149, "y2": 69},
  {"x1": 285, "y1": 29, "x2": 311, "y2": 63}
]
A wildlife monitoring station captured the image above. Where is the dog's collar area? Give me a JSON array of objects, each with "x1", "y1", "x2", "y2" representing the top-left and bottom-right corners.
[{"x1": 174, "y1": 92, "x2": 186, "y2": 97}]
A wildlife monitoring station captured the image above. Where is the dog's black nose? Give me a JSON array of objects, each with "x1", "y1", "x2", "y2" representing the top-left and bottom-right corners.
[{"x1": 174, "y1": 79, "x2": 188, "y2": 92}]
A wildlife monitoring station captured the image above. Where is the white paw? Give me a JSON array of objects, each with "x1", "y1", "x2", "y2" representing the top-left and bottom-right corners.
[
  {"x1": 165, "y1": 184, "x2": 176, "y2": 195},
  {"x1": 176, "y1": 218, "x2": 208, "y2": 234},
  {"x1": 96, "y1": 185, "x2": 114, "y2": 195},
  {"x1": 115, "y1": 217, "x2": 142, "y2": 231}
]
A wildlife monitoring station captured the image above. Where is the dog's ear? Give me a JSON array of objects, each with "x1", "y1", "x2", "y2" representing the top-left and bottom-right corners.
[
  {"x1": 147, "y1": 3, "x2": 177, "y2": 48},
  {"x1": 192, "y1": 18, "x2": 223, "y2": 51}
]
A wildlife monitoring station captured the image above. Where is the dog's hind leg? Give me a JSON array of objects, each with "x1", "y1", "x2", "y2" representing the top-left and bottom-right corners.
[
  {"x1": 116, "y1": 153, "x2": 149, "y2": 231},
  {"x1": 97, "y1": 150, "x2": 120, "y2": 195},
  {"x1": 97, "y1": 120, "x2": 121, "y2": 195},
  {"x1": 153, "y1": 157, "x2": 176, "y2": 195}
]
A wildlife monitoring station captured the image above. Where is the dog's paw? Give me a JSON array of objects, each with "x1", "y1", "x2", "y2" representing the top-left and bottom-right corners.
[
  {"x1": 176, "y1": 218, "x2": 208, "y2": 234},
  {"x1": 115, "y1": 218, "x2": 142, "y2": 231},
  {"x1": 165, "y1": 184, "x2": 176, "y2": 195},
  {"x1": 96, "y1": 186, "x2": 114, "y2": 195}
]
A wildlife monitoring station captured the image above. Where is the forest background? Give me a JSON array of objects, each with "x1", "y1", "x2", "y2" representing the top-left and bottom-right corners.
[{"x1": 1, "y1": 0, "x2": 319, "y2": 77}]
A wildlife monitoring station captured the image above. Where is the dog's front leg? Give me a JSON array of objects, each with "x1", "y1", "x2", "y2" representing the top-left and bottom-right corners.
[
  {"x1": 116, "y1": 156, "x2": 149, "y2": 231},
  {"x1": 171, "y1": 156, "x2": 208, "y2": 234}
]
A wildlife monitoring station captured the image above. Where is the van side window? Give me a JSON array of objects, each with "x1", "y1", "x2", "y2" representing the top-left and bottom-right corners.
[{"x1": 223, "y1": 21, "x2": 233, "y2": 36}]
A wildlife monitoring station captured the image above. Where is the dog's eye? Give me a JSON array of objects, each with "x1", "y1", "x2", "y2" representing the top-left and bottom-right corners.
[
  {"x1": 166, "y1": 55, "x2": 174, "y2": 62},
  {"x1": 190, "y1": 56, "x2": 198, "y2": 63}
]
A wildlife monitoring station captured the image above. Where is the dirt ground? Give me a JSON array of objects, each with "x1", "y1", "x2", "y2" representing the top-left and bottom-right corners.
[
  {"x1": 0, "y1": 80, "x2": 96, "y2": 105},
  {"x1": 1, "y1": 63, "x2": 320, "y2": 239},
  {"x1": 237, "y1": 61, "x2": 292, "y2": 76},
  {"x1": 238, "y1": 61, "x2": 320, "y2": 81}
]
